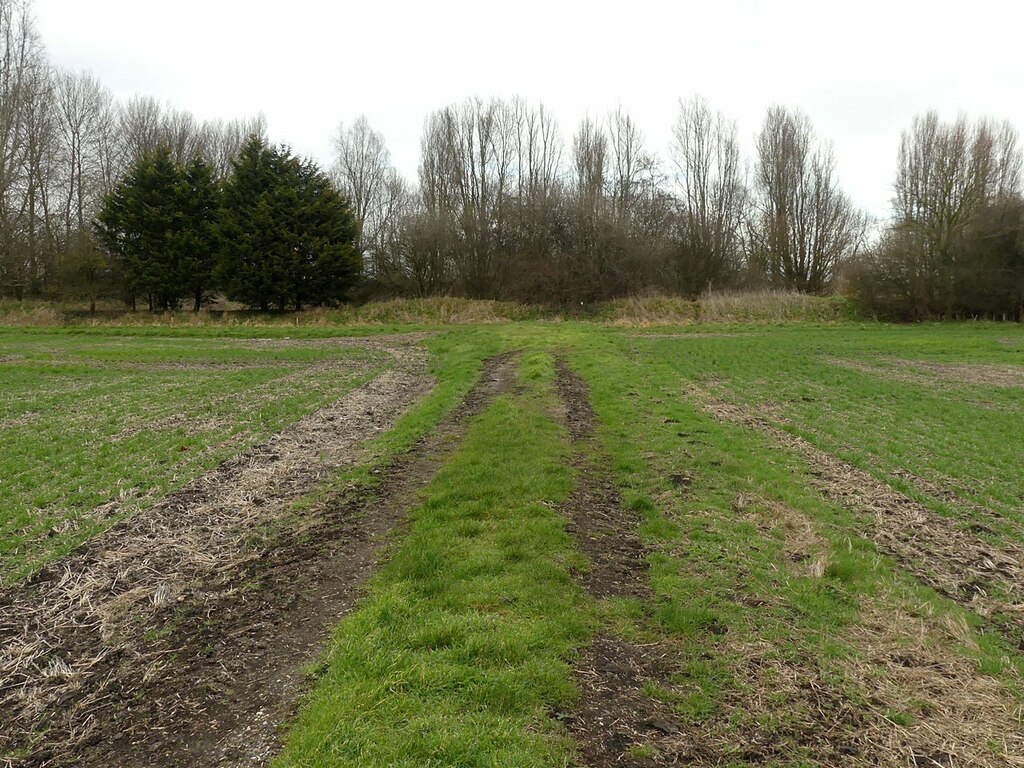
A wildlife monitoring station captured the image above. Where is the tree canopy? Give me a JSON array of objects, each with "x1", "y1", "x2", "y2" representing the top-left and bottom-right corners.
[
  {"x1": 95, "y1": 147, "x2": 221, "y2": 310},
  {"x1": 217, "y1": 138, "x2": 360, "y2": 311},
  {"x1": 94, "y1": 137, "x2": 360, "y2": 311}
]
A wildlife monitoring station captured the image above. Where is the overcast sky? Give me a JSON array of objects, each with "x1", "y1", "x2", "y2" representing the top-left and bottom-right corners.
[{"x1": 33, "y1": 0, "x2": 1024, "y2": 219}]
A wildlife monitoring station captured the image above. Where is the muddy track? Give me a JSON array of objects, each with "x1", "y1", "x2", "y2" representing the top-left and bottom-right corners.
[
  {"x1": 553, "y1": 359, "x2": 681, "y2": 768},
  {"x1": 0, "y1": 349, "x2": 518, "y2": 768}
]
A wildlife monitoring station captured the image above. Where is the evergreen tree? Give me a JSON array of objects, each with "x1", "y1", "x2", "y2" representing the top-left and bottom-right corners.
[
  {"x1": 95, "y1": 148, "x2": 222, "y2": 311},
  {"x1": 175, "y1": 157, "x2": 220, "y2": 311},
  {"x1": 217, "y1": 136, "x2": 360, "y2": 310},
  {"x1": 95, "y1": 147, "x2": 184, "y2": 310}
]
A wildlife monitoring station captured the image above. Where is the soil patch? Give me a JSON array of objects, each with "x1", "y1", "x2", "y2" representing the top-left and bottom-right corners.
[
  {"x1": 22, "y1": 359, "x2": 310, "y2": 372},
  {"x1": 553, "y1": 359, "x2": 681, "y2": 767},
  {"x1": 829, "y1": 356, "x2": 1024, "y2": 390},
  {"x1": 0, "y1": 345, "x2": 515, "y2": 768}
]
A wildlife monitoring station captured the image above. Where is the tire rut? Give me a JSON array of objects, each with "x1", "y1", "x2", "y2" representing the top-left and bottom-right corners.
[
  {"x1": 552, "y1": 358, "x2": 681, "y2": 768},
  {"x1": 691, "y1": 387, "x2": 1024, "y2": 648}
]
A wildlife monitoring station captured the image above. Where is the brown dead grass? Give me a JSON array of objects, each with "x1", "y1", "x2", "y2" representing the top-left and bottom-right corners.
[
  {"x1": 679, "y1": 495, "x2": 1024, "y2": 766},
  {"x1": 699, "y1": 290, "x2": 846, "y2": 323},
  {"x1": 734, "y1": 492, "x2": 829, "y2": 579},
  {"x1": 602, "y1": 290, "x2": 846, "y2": 327},
  {"x1": 710, "y1": 602, "x2": 1024, "y2": 766},
  {"x1": 829, "y1": 356, "x2": 1024, "y2": 390},
  {"x1": 841, "y1": 601, "x2": 1024, "y2": 766}
]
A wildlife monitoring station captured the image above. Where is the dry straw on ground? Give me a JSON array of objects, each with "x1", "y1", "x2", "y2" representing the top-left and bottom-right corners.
[
  {"x1": 680, "y1": 493, "x2": 1024, "y2": 766},
  {"x1": 0, "y1": 338, "x2": 433, "y2": 764},
  {"x1": 829, "y1": 356, "x2": 1024, "y2": 390}
]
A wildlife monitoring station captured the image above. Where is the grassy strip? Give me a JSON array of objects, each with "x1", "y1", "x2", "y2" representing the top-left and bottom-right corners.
[
  {"x1": 286, "y1": 329, "x2": 508, "y2": 519},
  {"x1": 632, "y1": 325, "x2": 1024, "y2": 539},
  {"x1": 275, "y1": 352, "x2": 590, "y2": 767}
]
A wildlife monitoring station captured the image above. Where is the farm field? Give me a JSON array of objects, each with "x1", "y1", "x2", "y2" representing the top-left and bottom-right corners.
[{"x1": 2, "y1": 321, "x2": 1024, "y2": 767}]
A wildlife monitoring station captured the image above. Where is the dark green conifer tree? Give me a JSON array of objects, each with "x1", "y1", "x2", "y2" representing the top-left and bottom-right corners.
[
  {"x1": 175, "y1": 157, "x2": 220, "y2": 311},
  {"x1": 217, "y1": 136, "x2": 360, "y2": 310},
  {"x1": 95, "y1": 146, "x2": 184, "y2": 309}
]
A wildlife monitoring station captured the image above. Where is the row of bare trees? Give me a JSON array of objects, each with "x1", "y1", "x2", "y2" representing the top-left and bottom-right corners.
[
  {"x1": 849, "y1": 112, "x2": 1024, "y2": 319},
  {"x1": 332, "y1": 97, "x2": 868, "y2": 303},
  {"x1": 17, "y1": 0, "x2": 1017, "y2": 315},
  {"x1": 0, "y1": 0, "x2": 264, "y2": 301}
]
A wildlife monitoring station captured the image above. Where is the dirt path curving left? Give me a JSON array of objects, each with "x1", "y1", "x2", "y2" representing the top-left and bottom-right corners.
[
  {"x1": 0, "y1": 347, "x2": 519, "y2": 768},
  {"x1": 552, "y1": 358, "x2": 682, "y2": 768}
]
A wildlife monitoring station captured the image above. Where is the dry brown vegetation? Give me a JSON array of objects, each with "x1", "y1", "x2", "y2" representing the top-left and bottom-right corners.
[
  {"x1": 0, "y1": 292, "x2": 849, "y2": 330},
  {"x1": 0, "y1": 340, "x2": 432, "y2": 764},
  {"x1": 830, "y1": 356, "x2": 1024, "y2": 390},
  {"x1": 657, "y1": 492, "x2": 1024, "y2": 767}
]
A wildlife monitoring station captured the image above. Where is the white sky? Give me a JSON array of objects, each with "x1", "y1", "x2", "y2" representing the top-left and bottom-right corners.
[{"x1": 33, "y1": 0, "x2": 1024, "y2": 219}]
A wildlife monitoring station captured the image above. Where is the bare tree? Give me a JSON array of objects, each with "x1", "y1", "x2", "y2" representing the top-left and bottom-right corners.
[
  {"x1": 331, "y1": 115, "x2": 392, "y2": 263},
  {"x1": 201, "y1": 114, "x2": 267, "y2": 180},
  {"x1": 19, "y1": 55, "x2": 57, "y2": 294},
  {"x1": 895, "y1": 112, "x2": 1022, "y2": 250},
  {"x1": 0, "y1": 0, "x2": 53, "y2": 296},
  {"x1": 607, "y1": 107, "x2": 657, "y2": 221},
  {"x1": 750, "y1": 106, "x2": 865, "y2": 293},
  {"x1": 54, "y1": 69, "x2": 113, "y2": 234},
  {"x1": 670, "y1": 97, "x2": 746, "y2": 294},
  {"x1": 161, "y1": 106, "x2": 202, "y2": 164},
  {"x1": 419, "y1": 98, "x2": 514, "y2": 297},
  {"x1": 571, "y1": 117, "x2": 606, "y2": 207},
  {"x1": 891, "y1": 111, "x2": 1023, "y2": 314},
  {"x1": 117, "y1": 95, "x2": 163, "y2": 163},
  {"x1": 510, "y1": 97, "x2": 562, "y2": 204}
]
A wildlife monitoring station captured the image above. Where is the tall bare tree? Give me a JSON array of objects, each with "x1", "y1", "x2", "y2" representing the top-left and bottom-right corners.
[
  {"x1": 419, "y1": 98, "x2": 514, "y2": 297},
  {"x1": 54, "y1": 70, "x2": 113, "y2": 234},
  {"x1": 332, "y1": 115, "x2": 392, "y2": 266},
  {"x1": 510, "y1": 97, "x2": 562, "y2": 204},
  {"x1": 750, "y1": 106, "x2": 865, "y2": 293},
  {"x1": 117, "y1": 95, "x2": 163, "y2": 164},
  {"x1": 0, "y1": 0, "x2": 49, "y2": 296},
  {"x1": 670, "y1": 97, "x2": 746, "y2": 294},
  {"x1": 200, "y1": 114, "x2": 267, "y2": 180},
  {"x1": 890, "y1": 111, "x2": 1023, "y2": 313},
  {"x1": 607, "y1": 107, "x2": 657, "y2": 221}
]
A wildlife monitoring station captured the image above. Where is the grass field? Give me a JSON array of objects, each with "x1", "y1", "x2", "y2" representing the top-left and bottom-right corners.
[{"x1": 2, "y1": 319, "x2": 1024, "y2": 767}]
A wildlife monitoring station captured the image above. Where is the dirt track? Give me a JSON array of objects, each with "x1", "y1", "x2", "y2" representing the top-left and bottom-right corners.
[
  {"x1": 553, "y1": 359, "x2": 681, "y2": 767},
  {"x1": 0, "y1": 342, "x2": 516, "y2": 768}
]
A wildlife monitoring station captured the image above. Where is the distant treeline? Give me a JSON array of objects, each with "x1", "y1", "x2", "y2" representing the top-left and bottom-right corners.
[
  {"x1": 1, "y1": 0, "x2": 1022, "y2": 318},
  {"x1": 336, "y1": 103, "x2": 1024, "y2": 320}
]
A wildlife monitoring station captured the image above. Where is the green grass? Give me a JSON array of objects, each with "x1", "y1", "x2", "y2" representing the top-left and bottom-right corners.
[
  {"x1": 0, "y1": 328, "x2": 387, "y2": 583},
  {"x1": 4, "y1": 319, "x2": 1024, "y2": 763},
  {"x1": 563, "y1": 322, "x2": 1024, "y2": 759},
  {"x1": 275, "y1": 352, "x2": 590, "y2": 767}
]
